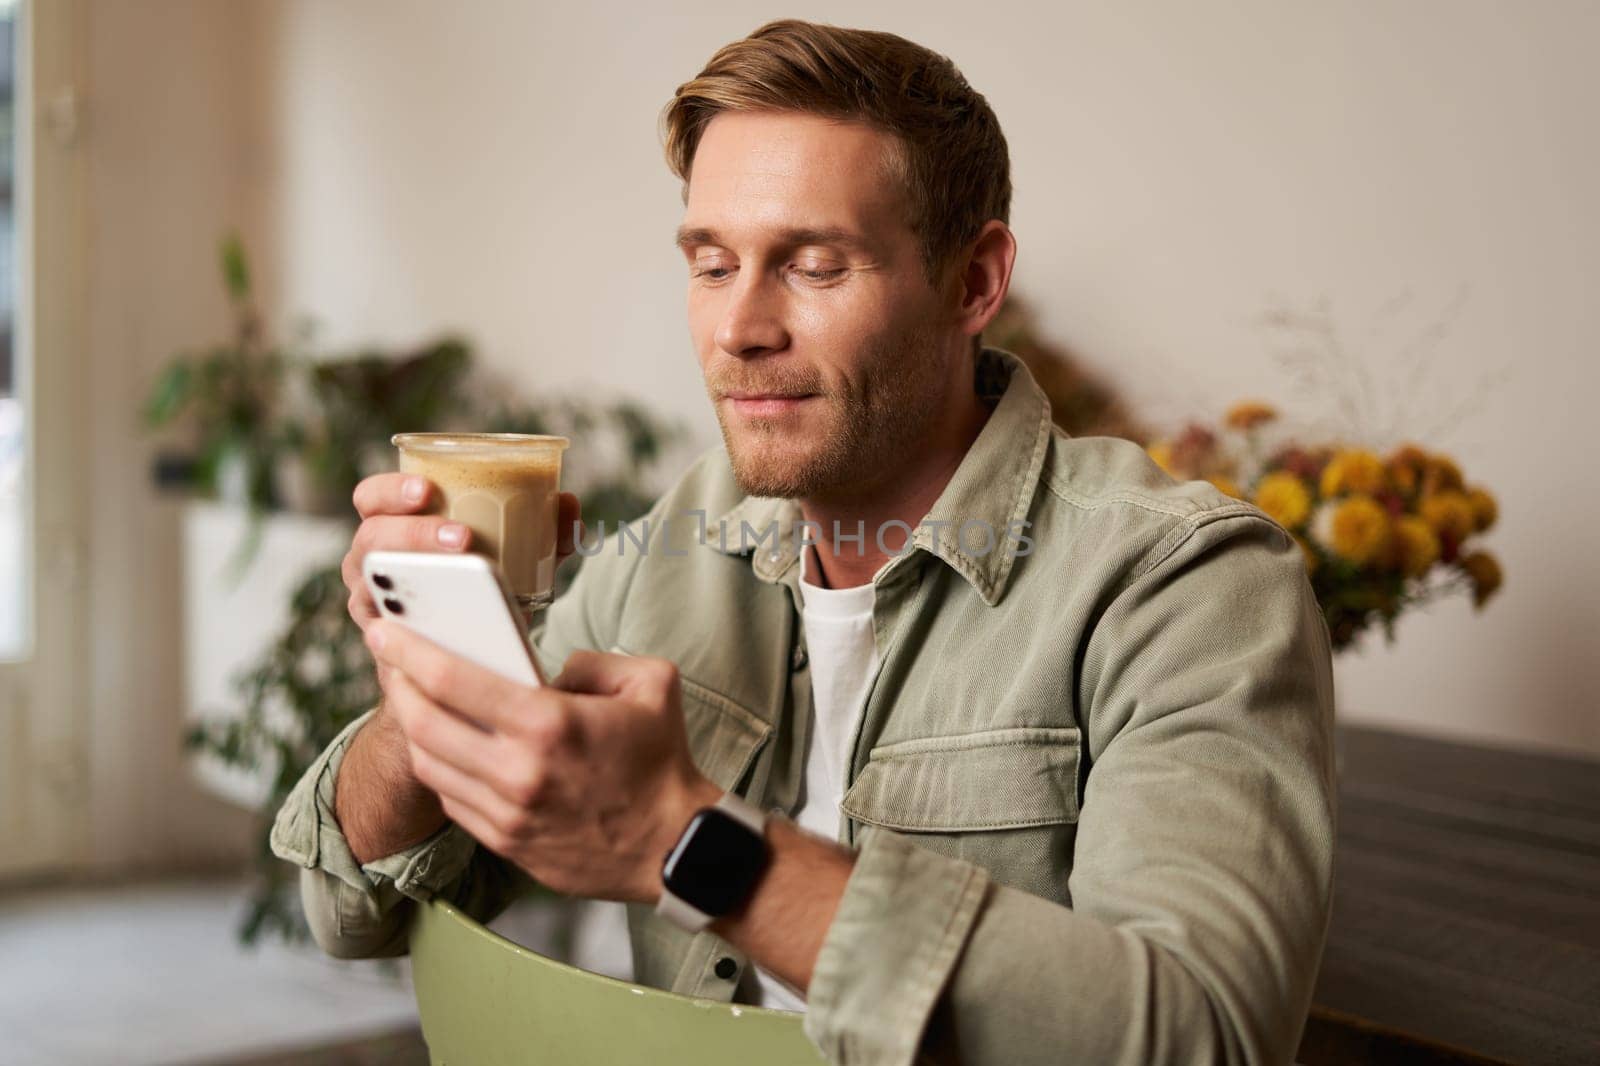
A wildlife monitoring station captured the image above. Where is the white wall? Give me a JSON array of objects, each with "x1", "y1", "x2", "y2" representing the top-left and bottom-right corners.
[{"x1": 250, "y1": 0, "x2": 1598, "y2": 757}]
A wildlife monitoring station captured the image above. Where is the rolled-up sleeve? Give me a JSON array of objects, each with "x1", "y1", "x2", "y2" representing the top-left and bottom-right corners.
[
  {"x1": 270, "y1": 529, "x2": 642, "y2": 959},
  {"x1": 803, "y1": 510, "x2": 1337, "y2": 1066},
  {"x1": 270, "y1": 709, "x2": 527, "y2": 958}
]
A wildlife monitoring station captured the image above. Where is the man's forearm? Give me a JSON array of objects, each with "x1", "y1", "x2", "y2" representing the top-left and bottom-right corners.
[
  {"x1": 335, "y1": 705, "x2": 447, "y2": 865},
  {"x1": 705, "y1": 808, "x2": 856, "y2": 996}
]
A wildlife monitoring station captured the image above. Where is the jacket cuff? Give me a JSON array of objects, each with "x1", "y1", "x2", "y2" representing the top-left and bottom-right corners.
[
  {"x1": 269, "y1": 707, "x2": 477, "y2": 903},
  {"x1": 803, "y1": 826, "x2": 990, "y2": 1066}
]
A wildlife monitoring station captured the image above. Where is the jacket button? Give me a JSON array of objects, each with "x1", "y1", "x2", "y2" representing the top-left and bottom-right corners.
[
  {"x1": 791, "y1": 645, "x2": 808, "y2": 672},
  {"x1": 714, "y1": 956, "x2": 739, "y2": 980}
]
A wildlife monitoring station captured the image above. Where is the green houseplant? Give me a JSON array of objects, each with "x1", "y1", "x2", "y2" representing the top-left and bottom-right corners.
[
  {"x1": 154, "y1": 238, "x2": 689, "y2": 945},
  {"x1": 188, "y1": 392, "x2": 684, "y2": 945},
  {"x1": 143, "y1": 234, "x2": 291, "y2": 511}
]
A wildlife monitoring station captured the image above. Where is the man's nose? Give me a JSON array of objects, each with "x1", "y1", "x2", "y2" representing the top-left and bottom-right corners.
[{"x1": 714, "y1": 273, "x2": 789, "y2": 358}]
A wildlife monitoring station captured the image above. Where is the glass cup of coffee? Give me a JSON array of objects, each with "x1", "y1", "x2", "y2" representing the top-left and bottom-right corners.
[{"x1": 392, "y1": 433, "x2": 570, "y2": 614}]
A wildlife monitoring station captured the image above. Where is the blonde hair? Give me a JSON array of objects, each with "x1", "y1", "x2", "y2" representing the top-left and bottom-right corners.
[{"x1": 662, "y1": 19, "x2": 1012, "y2": 286}]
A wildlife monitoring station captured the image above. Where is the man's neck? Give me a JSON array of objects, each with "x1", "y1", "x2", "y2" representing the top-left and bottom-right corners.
[{"x1": 798, "y1": 385, "x2": 992, "y2": 590}]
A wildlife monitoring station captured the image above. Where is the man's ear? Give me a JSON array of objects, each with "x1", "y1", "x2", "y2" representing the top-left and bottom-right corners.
[{"x1": 948, "y1": 220, "x2": 1017, "y2": 342}]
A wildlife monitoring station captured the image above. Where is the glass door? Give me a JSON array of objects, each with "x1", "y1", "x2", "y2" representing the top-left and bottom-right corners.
[{"x1": 0, "y1": 0, "x2": 89, "y2": 880}]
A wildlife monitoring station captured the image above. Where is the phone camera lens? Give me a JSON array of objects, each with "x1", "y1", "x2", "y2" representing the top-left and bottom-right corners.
[
  {"x1": 382, "y1": 597, "x2": 405, "y2": 615},
  {"x1": 372, "y1": 573, "x2": 394, "y2": 590}
]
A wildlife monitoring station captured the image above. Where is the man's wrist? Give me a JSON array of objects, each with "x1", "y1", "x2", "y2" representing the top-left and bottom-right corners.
[
  {"x1": 706, "y1": 811, "x2": 856, "y2": 995},
  {"x1": 337, "y1": 709, "x2": 446, "y2": 865},
  {"x1": 648, "y1": 773, "x2": 725, "y2": 905},
  {"x1": 707, "y1": 810, "x2": 781, "y2": 930}
]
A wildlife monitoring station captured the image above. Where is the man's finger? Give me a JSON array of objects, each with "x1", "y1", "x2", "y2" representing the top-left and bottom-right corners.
[
  {"x1": 368, "y1": 620, "x2": 541, "y2": 734},
  {"x1": 353, "y1": 473, "x2": 433, "y2": 519},
  {"x1": 552, "y1": 648, "x2": 677, "y2": 698},
  {"x1": 408, "y1": 742, "x2": 524, "y2": 830},
  {"x1": 439, "y1": 792, "x2": 515, "y2": 858},
  {"x1": 354, "y1": 514, "x2": 471, "y2": 555},
  {"x1": 555, "y1": 493, "x2": 585, "y2": 558},
  {"x1": 384, "y1": 669, "x2": 501, "y2": 773}
]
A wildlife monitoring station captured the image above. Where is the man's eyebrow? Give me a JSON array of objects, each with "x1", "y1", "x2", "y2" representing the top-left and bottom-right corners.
[{"x1": 673, "y1": 225, "x2": 867, "y2": 250}]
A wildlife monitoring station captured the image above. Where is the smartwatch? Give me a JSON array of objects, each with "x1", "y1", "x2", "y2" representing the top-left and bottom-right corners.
[{"x1": 655, "y1": 791, "x2": 771, "y2": 933}]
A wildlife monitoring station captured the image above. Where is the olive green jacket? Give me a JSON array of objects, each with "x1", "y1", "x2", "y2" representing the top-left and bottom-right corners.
[{"x1": 270, "y1": 349, "x2": 1337, "y2": 1066}]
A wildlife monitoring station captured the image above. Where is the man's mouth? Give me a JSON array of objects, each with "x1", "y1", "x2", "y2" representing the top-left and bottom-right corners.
[{"x1": 723, "y1": 392, "x2": 818, "y2": 418}]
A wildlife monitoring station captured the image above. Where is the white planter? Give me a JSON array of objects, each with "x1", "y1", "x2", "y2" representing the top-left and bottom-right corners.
[{"x1": 183, "y1": 502, "x2": 353, "y2": 809}]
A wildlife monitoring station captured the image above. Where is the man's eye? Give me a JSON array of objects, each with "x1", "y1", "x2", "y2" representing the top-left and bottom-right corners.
[
  {"x1": 793, "y1": 266, "x2": 846, "y2": 282},
  {"x1": 692, "y1": 265, "x2": 735, "y2": 281}
]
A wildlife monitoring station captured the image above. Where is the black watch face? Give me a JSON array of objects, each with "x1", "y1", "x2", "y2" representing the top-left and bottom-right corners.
[{"x1": 661, "y1": 808, "x2": 768, "y2": 917}]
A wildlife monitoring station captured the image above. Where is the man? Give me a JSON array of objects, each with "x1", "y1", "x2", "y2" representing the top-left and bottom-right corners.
[{"x1": 271, "y1": 18, "x2": 1336, "y2": 1066}]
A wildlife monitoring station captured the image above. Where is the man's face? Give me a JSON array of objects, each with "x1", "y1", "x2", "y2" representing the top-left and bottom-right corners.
[{"x1": 677, "y1": 111, "x2": 957, "y2": 501}]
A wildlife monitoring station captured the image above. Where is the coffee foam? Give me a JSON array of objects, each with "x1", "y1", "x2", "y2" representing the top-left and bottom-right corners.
[{"x1": 400, "y1": 451, "x2": 561, "y2": 493}]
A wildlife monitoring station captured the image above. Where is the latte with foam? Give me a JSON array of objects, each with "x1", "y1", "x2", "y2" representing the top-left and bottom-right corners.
[{"x1": 393, "y1": 433, "x2": 569, "y2": 612}]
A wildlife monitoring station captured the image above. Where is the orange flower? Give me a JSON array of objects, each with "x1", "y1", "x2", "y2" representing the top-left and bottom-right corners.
[
  {"x1": 1419, "y1": 491, "x2": 1476, "y2": 542},
  {"x1": 1465, "y1": 486, "x2": 1498, "y2": 533},
  {"x1": 1459, "y1": 551, "x2": 1503, "y2": 608},
  {"x1": 1391, "y1": 515, "x2": 1440, "y2": 578},
  {"x1": 1312, "y1": 495, "x2": 1391, "y2": 566},
  {"x1": 1225, "y1": 400, "x2": 1278, "y2": 431},
  {"x1": 1146, "y1": 442, "x2": 1177, "y2": 477},
  {"x1": 1253, "y1": 471, "x2": 1313, "y2": 529},
  {"x1": 1423, "y1": 454, "x2": 1465, "y2": 495},
  {"x1": 1208, "y1": 475, "x2": 1244, "y2": 499},
  {"x1": 1319, "y1": 449, "x2": 1387, "y2": 498},
  {"x1": 1386, "y1": 443, "x2": 1429, "y2": 495}
]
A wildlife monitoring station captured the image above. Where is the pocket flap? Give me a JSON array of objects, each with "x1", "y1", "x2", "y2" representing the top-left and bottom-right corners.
[{"x1": 840, "y1": 727, "x2": 1081, "y2": 832}]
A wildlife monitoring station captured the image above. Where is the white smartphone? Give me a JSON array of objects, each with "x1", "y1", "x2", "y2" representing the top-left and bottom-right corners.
[{"x1": 362, "y1": 550, "x2": 547, "y2": 687}]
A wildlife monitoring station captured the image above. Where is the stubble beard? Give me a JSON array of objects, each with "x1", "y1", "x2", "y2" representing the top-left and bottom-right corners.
[{"x1": 711, "y1": 321, "x2": 948, "y2": 501}]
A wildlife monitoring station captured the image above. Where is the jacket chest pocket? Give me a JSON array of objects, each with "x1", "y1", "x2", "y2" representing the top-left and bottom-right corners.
[
  {"x1": 839, "y1": 727, "x2": 1082, "y2": 903},
  {"x1": 608, "y1": 637, "x2": 774, "y2": 797},
  {"x1": 679, "y1": 675, "x2": 771, "y2": 794},
  {"x1": 840, "y1": 726, "x2": 1081, "y2": 831}
]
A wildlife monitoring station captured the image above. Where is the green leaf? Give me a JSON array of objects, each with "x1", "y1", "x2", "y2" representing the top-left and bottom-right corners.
[
  {"x1": 221, "y1": 233, "x2": 251, "y2": 302},
  {"x1": 144, "y1": 359, "x2": 195, "y2": 427}
]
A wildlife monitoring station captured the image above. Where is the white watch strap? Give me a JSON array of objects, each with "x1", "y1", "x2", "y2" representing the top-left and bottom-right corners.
[
  {"x1": 654, "y1": 883, "x2": 713, "y2": 933},
  {"x1": 654, "y1": 790, "x2": 769, "y2": 934},
  {"x1": 713, "y1": 790, "x2": 769, "y2": 835}
]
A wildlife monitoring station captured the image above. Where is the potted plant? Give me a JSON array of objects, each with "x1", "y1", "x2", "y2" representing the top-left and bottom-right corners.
[
  {"x1": 148, "y1": 239, "x2": 691, "y2": 944},
  {"x1": 144, "y1": 233, "x2": 291, "y2": 514}
]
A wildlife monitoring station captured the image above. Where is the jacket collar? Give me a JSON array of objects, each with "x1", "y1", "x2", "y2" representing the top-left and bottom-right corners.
[{"x1": 709, "y1": 347, "x2": 1054, "y2": 607}]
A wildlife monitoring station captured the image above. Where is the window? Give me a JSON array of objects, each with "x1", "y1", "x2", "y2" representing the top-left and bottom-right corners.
[{"x1": 0, "y1": 0, "x2": 19, "y2": 659}]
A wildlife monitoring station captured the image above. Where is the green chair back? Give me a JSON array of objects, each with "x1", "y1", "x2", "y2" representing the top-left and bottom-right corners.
[{"x1": 409, "y1": 899, "x2": 829, "y2": 1065}]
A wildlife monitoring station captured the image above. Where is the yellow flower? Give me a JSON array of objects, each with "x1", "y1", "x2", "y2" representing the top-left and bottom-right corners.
[
  {"x1": 1391, "y1": 515, "x2": 1440, "y2": 578},
  {"x1": 1292, "y1": 533, "x2": 1319, "y2": 576},
  {"x1": 1319, "y1": 449, "x2": 1387, "y2": 498},
  {"x1": 1312, "y1": 495, "x2": 1391, "y2": 566},
  {"x1": 1253, "y1": 471, "x2": 1313, "y2": 529},
  {"x1": 1459, "y1": 550, "x2": 1503, "y2": 608},
  {"x1": 1465, "y1": 486, "x2": 1498, "y2": 533},
  {"x1": 1146, "y1": 442, "x2": 1177, "y2": 476},
  {"x1": 1224, "y1": 401, "x2": 1278, "y2": 431},
  {"x1": 1423, "y1": 454, "x2": 1465, "y2": 495},
  {"x1": 1208, "y1": 475, "x2": 1244, "y2": 499},
  {"x1": 1419, "y1": 491, "x2": 1475, "y2": 542}
]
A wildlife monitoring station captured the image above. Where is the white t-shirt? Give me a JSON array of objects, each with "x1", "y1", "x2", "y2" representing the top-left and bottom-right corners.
[{"x1": 750, "y1": 548, "x2": 879, "y2": 1013}]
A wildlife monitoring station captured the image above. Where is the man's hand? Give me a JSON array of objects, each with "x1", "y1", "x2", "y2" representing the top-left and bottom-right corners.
[
  {"x1": 365, "y1": 620, "x2": 721, "y2": 904},
  {"x1": 341, "y1": 472, "x2": 583, "y2": 639},
  {"x1": 334, "y1": 471, "x2": 582, "y2": 864}
]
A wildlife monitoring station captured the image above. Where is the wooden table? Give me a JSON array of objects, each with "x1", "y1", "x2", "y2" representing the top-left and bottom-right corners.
[{"x1": 1299, "y1": 726, "x2": 1600, "y2": 1065}]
